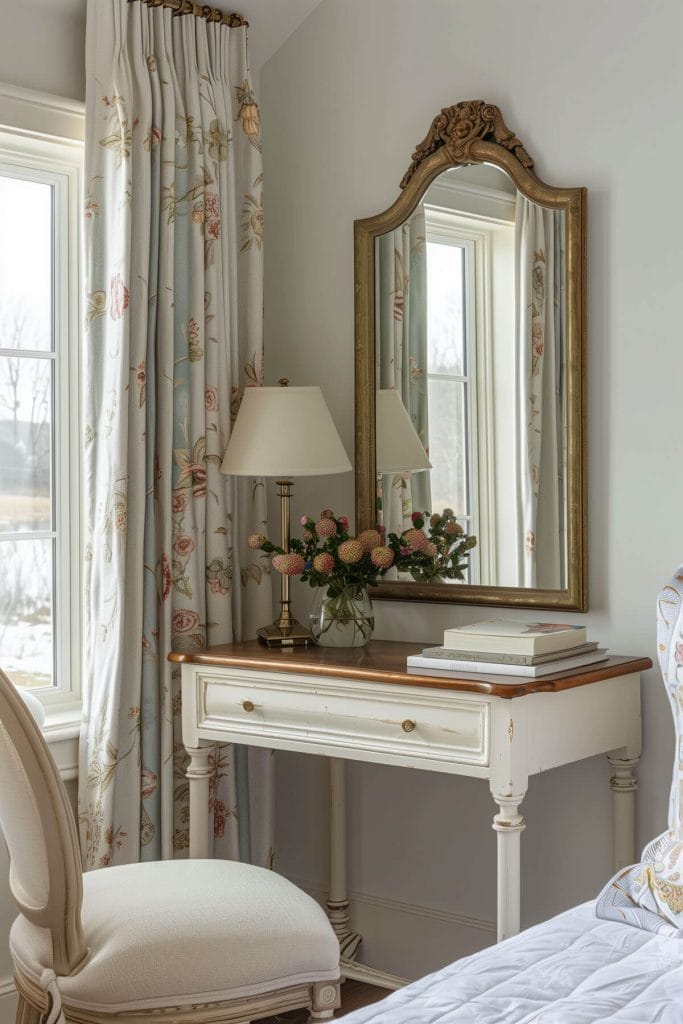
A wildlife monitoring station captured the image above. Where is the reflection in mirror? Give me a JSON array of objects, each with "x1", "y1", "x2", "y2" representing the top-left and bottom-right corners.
[{"x1": 375, "y1": 163, "x2": 567, "y2": 590}]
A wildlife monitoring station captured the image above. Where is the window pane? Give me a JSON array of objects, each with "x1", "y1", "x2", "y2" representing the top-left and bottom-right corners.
[
  {"x1": 427, "y1": 241, "x2": 465, "y2": 375},
  {"x1": 0, "y1": 174, "x2": 52, "y2": 352},
  {"x1": 0, "y1": 356, "x2": 52, "y2": 531},
  {"x1": 0, "y1": 538, "x2": 53, "y2": 688},
  {"x1": 427, "y1": 377, "x2": 468, "y2": 516}
]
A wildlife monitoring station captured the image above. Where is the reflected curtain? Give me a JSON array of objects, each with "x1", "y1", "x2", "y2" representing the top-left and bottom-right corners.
[
  {"x1": 78, "y1": 0, "x2": 273, "y2": 870},
  {"x1": 376, "y1": 206, "x2": 430, "y2": 536},
  {"x1": 514, "y1": 195, "x2": 566, "y2": 589}
]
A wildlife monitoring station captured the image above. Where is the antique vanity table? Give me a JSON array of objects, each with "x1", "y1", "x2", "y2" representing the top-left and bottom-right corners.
[{"x1": 171, "y1": 642, "x2": 649, "y2": 987}]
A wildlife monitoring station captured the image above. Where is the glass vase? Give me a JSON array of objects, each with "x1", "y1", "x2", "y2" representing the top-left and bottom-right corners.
[{"x1": 309, "y1": 584, "x2": 374, "y2": 648}]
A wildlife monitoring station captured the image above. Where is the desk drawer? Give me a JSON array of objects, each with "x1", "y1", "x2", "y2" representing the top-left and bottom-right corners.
[{"x1": 192, "y1": 669, "x2": 490, "y2": 769}]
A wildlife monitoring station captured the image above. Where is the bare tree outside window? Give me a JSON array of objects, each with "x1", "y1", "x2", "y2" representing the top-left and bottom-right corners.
[{"x1": 0, "y1": 173, "x2": 55, "y2": 687}]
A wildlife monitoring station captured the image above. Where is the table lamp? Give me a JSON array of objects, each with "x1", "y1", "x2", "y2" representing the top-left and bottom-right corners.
[
  {"x1": 376, "y1": 388, "x2": 432, "y2": 474},
  {"x1": 221, "y1": 379, "x2": 352, "y2": 647}
]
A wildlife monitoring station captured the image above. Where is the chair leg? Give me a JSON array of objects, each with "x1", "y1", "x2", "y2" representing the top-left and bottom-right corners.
[
  {"x1": 16, "y1": 995, "x2": 42, "y2": 1024},
  {"x1": 310, "y1": 981, "x2": 341, "y2": 1021}
]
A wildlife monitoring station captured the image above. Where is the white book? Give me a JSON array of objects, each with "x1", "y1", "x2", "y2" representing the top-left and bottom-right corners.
[
  {"x1": 442, "y1": 619, "x2": 587, "y2": 656},
  {"x1": 406, "y1": 649, "x2": 609, "y2": 679}
]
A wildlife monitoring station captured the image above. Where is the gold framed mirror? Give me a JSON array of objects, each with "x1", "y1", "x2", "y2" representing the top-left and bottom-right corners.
[{"x1": 355, "y1": 101, "x2": 587, "y2": 610}]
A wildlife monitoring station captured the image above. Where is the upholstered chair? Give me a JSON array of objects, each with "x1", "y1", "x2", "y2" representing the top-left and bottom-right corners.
[{"x1": 0, "y1": 668, "x2": 341, "y2": 1023}]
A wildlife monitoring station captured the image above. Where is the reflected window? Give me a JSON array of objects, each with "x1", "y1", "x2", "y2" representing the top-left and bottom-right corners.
[{"x1": 426, "y1": 233, "x2": 478, "y2": 581}]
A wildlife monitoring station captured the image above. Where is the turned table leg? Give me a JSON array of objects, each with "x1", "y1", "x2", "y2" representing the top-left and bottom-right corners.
[
  {"x1": 608, "y1": 753, "x2": 639, "y2": 870},
  {"x1": 186, "y1": 744, "x2": 214, "y2": 859},
  {"x1": 492, "y1": 793, "x2": 526, "y2": 942},
  {"x1": 327, "y1": 757, "x2": 362, "y2": 961}
]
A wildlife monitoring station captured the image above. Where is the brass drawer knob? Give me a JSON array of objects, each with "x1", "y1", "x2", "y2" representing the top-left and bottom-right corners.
[
  {"x1": 402, "y1": 719, "x2": 416, "y2": 733},
  {"x1": 242, "y1": 700, "x2": 255, "y2": 713}
]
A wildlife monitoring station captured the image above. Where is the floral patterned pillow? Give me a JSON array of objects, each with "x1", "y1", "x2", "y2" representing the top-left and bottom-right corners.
[{"x1": 595, "y1": 565, "x2": 683, "y2": 936}]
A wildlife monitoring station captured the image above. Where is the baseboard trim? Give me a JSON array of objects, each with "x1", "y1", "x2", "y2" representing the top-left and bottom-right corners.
[{"x1": 289, "y1": 875, "x2": 496, "y2": 935}]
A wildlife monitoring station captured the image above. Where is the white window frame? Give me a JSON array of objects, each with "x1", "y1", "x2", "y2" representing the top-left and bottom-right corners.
[
  {"x1": 0, "y1": 85, "x2": 83, "y2": 734},
  {"x1": 425, "y1": 207, "x2": 499, "y2": 585}
]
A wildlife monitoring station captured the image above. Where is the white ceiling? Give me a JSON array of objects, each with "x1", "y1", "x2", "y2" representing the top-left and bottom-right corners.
[{"x1": 20, "y1": 0, "x2": 324, "y2": 69}]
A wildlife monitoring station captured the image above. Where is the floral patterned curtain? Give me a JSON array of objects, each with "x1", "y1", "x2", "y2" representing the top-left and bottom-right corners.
[
  {"x1": 78, "y1": 0, "x2": 273, "y2": 869},
  {"x1": 376, "y1": 206, "x2": 431, "y2": 536},
  {"x1": 514, "y1": 195, "x2": 566, "y2": 590}
]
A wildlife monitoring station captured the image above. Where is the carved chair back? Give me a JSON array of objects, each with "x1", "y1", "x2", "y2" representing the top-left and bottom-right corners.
[{"x1": 0, "y1": 669, "x2": 86, "y2": 974}]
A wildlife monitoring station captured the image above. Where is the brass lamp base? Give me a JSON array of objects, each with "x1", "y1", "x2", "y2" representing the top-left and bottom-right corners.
[{"x1": 257, "y1": 622, "x2": 313, "y2": 648}]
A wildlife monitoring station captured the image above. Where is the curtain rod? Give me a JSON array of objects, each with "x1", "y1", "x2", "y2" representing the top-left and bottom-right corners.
[{"x1": 128, "y1": 0, "x2": 248, "y2": 28}]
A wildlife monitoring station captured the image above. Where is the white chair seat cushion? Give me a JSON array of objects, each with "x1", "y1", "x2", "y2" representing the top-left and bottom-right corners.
[{"x1": 10, "y1": 859, "x2": 339, "y2": 1012}]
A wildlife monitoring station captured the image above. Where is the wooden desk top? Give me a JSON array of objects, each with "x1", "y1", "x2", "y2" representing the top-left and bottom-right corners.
[{"x1": 169, "y1": 640, "x2": 652, "y2": 700}]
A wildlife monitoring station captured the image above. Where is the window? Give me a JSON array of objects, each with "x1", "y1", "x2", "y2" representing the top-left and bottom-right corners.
[
  {"x1": 425, "y1": 200, "x2": 515, "y2": 586},
  {"x1": 426, "y1": 235, "x2": 478, "y2": 580},
  {"x1": 0, "y1": 126, "x2": 82, "y2": 709}
]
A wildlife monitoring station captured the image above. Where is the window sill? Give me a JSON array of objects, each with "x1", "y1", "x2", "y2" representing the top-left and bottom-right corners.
[{"x1": 42, "y1": 702, "x2": 81, "y2": 781}]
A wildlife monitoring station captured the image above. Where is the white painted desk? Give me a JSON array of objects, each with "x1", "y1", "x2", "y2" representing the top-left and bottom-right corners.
[{"x1": 171, "y1": 642, "x2": 649, "y2": 987}]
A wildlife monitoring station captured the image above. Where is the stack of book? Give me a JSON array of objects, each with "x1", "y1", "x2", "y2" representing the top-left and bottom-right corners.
[{"x1": 406, "y1": 620, "x2": 608, "y2": 678}]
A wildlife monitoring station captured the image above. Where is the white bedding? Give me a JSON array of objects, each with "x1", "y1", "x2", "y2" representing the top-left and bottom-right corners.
[{"x1": 339, "y1": 902, "x2": 683, "y2": 1023}]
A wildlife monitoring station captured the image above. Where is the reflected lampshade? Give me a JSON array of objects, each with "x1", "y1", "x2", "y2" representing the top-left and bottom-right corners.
[
  {"x1": 376, "y1": 389, "x2": 432, "y2": 475},
  {"x1": 220, "y1": 386, "x2": 352, "y2": 478}
]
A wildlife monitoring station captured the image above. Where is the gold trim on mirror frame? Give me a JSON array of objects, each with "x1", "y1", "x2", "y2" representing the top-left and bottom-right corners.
[{"x1": 354, "y1": 100, "x2": 587, "y2": 612}]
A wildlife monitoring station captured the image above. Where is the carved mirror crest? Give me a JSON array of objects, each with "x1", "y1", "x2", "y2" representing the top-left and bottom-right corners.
[{"x1": 355, "y1": 101, "x2": 587, "y2": 610}]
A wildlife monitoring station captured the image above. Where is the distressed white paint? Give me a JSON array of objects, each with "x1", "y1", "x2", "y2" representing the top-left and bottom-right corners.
[{"x1": 182, "y1": 659, "x2": 642, "y2": 967}]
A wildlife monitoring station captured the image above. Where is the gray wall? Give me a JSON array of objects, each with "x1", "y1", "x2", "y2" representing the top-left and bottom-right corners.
[{"x1": 261, "y1": 0, "x2": 682, "y2": 980}]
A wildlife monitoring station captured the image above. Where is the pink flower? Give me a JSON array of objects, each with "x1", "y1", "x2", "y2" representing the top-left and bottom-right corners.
[
  {"x1": 313, "y1": 552, "x2": 335, "y2": 573},
  {"x1": 444, "y1": 521, "x2": 464, "y2": 536},
  {"x1": 358, "y1": 528, "x2": 382, "y2": 552},
  {"x1": 172, "y1": 608, "x2": 200, "y2": 633},
  {"x1": 161, "y1": 553, "x2": 171, "y2": 601},
  {"x1": 204, "y1": 385, "x2": 218, "y2": 411},
  {"x1": 248, "y1": 533, "x2": 266, "y2": 549},
  {"x1": 303, "y1": 530, "x2": 313, "y2": 541},
  {"x1": 173, "y1": 533, "x2": 195, "y2": 557},
  {"x1": 300, "y1": 515, "x2": 310, "y2": 526},
  {"x1": 370, "y1": 546, "x2": 394, "y2": 569},
  {"x1": 315, "y1": 518, "x2": 337, "y2": 538},
  {"x1": 272, "y1": 555, "x2": 282, "y2": 571},
  {"x1": 204, "y1": 191, "x2": 221, "y2": 238},
  {"x1": 403, "y1": 528, "x2": 429, "y2": 551},
  {"x1": 411, "y1": 511, "x2": 423, "y2": 524},
  {"x1": 171, "y1": 489, "x2": 187, "y2": 513},
  {"x1": 110, "y1": 273, "x2": 129, "y2": 321},
  {"x1": 274, "y1": 553, "x2": 305, "y2": 576},
  {"x1": 339, "y1": 515, "x2": 349, "y2": 530},
  {"x1": 423, "y1": 542, "x2": 437, "y2": 557},
  {"x1": 320, "y1": 509, "x2": 334, "y2": 518},
  {"x1": 338, "y1": 539, "x2": 363, "y2": 564}
]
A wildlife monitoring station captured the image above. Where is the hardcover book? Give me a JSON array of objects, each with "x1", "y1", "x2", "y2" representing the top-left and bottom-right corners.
[
  {"x1": 407, "y1": 650, "x2": 608, "y2": 679},
  {"x1": 421, "y1": 642, "x2": 600, "y2": 667},
  {"x1": 442, "y1": 619, "x2": 587, "y2": 656}
]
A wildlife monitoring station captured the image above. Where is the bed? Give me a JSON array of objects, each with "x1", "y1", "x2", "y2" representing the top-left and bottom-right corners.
[
  {"x1": 339, "y1": 902, "x2": 683, "y2": 1022},
  {"x1": 341, "y1": 565, "x2": 683, "y2": 1023}
]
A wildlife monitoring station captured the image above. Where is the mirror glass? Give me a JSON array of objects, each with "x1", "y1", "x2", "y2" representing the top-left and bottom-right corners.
[{"x1": 375, "y1": 163, "x2": 567, "y2": 590}]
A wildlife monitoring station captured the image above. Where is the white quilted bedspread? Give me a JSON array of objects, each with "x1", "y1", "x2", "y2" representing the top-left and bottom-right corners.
[{"x1": 339, "y1": 902, "x2": 683, "y2": 1023}]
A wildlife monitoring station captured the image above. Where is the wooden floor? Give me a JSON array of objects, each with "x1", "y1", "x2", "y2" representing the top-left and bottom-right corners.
[{"x1": 254, "y1": 980, "x2": 387, "y2": 1022}]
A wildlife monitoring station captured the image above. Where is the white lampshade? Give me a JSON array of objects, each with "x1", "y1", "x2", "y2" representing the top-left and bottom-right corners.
[
  {"x1": 221, "y1": 386, "x2": 352, "y2": 478},
  {"x1": 376, "y1": 389, "x2": 432, "y2": 474}
]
